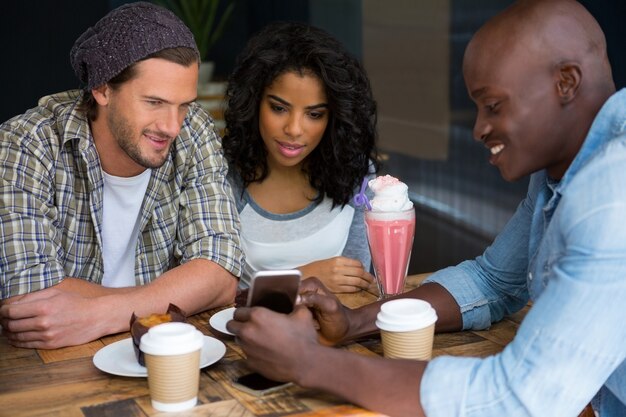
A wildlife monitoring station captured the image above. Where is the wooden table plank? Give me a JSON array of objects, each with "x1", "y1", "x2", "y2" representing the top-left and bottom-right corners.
[
  {"x1": 291, "y1": 405, "x2": 388, "y2": 417},
  {"x1": 433, "y1": 330, "x2": 485, "y2": 349},
  {"x1": 0, "y1": 346, "x2": 41, "y2": 372},
  {"x1": 473, "y1": 318, "x2": 519, "y2": 347},
  {"x1": 0, "y1": 335, "x2": 34, "y2": 361},
  {"x1": 0, "y1": 378, "x2": 149, "y2": 417},
  {"x1": 0, "y1": 355, "x2": 107, "y2": 394},
  {"x1": 38, "y1": 340, "x2": 105, "y2": 364},
  {"x1": 337, "y1": 290, "x2": 377, "y2": 309},
  {"x1": 436, "y1": 339, "x2": 507, "y2": 358}
]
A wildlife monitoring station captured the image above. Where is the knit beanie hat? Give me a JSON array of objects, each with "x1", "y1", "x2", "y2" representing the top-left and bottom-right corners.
[{"x1": 70, "y1": 1, "x2": 199, "y2": 90}]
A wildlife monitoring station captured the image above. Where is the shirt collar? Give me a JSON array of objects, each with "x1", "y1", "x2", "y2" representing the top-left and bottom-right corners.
[{"x1": 555, "y1": 88, "x2": 626, "y2": 192}]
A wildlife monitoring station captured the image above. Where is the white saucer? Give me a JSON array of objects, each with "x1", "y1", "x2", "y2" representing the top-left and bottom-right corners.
[
  {"x1": 209, "y1": 307, "x2": 235, "y2": 336},
  {"x1": 93, "y1": 336, "x2": 225, "y2": 377}
]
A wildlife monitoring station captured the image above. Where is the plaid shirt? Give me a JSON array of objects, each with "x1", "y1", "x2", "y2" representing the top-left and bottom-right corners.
[{"x1": 0, "y1": 90, "x2": 243, "y2": 299}]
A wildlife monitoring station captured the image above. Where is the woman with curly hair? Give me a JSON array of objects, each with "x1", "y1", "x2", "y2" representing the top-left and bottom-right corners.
[{"x1": 222, "y1": 21, "x2": 379, "y2": 293}]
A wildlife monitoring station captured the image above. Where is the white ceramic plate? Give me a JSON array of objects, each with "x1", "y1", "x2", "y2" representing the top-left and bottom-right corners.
[
  {"x1": 93, "y1": 336, "x2": 225, "y2": 377},
  {"x1": 209, "y1": 307, "x2": 235, "y2": 336}
]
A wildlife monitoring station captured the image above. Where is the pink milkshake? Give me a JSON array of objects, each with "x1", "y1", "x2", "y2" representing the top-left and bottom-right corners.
[{"x1": 365, "y1": 175, "x2": 415, "y2": 299}]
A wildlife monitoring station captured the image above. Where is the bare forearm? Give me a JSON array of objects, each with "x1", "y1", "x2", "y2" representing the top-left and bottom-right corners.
[
  {"x1": 345, "y1": 282, "x2": 462, "y2": 341},
  {"x1": 127, "y1": 258, "x2": 238, "y2": 315},
  {"x1": 299, "y1": 345, "x2": 427, "y2": 417},
  {"x1": 62, "y1": 258, "x2": 237, "y2": 335},
  {"x1": 410, "y1": 282, "x2": 463, "y2": 332},
  {"x1": 56, "y1": 278, "x2": 135, "y2": 297},
  {"x1": 1, "y1": 259, "x2": 236, "y2": 349}
]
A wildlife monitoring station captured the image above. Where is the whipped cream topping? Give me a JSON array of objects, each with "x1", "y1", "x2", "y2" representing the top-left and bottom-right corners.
[{"x1": 368, "y1": 175, "x2": 413, "y2": 211}]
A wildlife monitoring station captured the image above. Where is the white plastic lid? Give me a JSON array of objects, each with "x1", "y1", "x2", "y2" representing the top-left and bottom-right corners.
[
  {"x1": 139, "y1": 322, "x2": 203, "y2": 356},
  {"x1": 376, "y1": 299, "x2": 437, "y2": 332}
]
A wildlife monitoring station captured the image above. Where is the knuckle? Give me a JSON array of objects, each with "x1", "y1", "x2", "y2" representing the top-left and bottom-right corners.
[
  {"x1": 254, "y1": 307, "x2": 272, "y2": 322},
  {"x1": 305, "y1": 276, "x2": 322, "y2": 287},
  {"x1": 38, "y1": 302, "x2": 54, "y2": 316},
  {"x1": 40, "y1": 330, "x2": 55, "y2": 343},
  {"x1": 237, "y1": 326, "x2": 255, "y2": 343},
  {"x1": 4, "y1": 321, "x2": 15, "y2": 333},
  {"x1": 36, "y1": 316, "x2": 52, "y2": 331},
  {"x1": 2, "y1": 305, "x2": 17, "y2": 320}
]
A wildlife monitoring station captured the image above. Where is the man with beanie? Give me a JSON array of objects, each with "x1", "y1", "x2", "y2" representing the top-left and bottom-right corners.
[{"x1": 0, "y1": 2, "x2": 243, "y2": 348}]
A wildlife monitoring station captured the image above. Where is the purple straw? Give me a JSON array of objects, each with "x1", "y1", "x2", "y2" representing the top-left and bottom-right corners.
[{"x1": 353, "y1": 177, "x2": 372, "y2": 210}]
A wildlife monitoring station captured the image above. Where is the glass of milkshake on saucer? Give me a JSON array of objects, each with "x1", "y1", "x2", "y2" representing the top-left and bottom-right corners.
[{"x1": 364, "y1": 175, "x2": 415, "y2": 299}]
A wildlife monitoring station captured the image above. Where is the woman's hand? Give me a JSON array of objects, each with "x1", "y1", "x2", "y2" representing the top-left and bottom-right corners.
[{"x1": 299, "y1": 257, "x2": 375, "y2": 293}]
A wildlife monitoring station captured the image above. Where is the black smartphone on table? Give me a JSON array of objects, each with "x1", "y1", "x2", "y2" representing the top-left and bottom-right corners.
[
  {"x1": 246, "y1": 269, "x2": 301, "y2": 313},
  {"x1": 231, "y1": 372, "x2": 292, "y2": 396}
]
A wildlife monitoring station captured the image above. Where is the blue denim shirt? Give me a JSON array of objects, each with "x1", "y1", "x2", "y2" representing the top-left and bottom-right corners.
[{"x1": 421, "y1": 89, "x2": 626, "y2": 417}]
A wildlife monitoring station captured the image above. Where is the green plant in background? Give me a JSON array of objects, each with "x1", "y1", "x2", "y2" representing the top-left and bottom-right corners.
[{"x1": 153, "y1": 0, "x2": 235, "y2": 62}]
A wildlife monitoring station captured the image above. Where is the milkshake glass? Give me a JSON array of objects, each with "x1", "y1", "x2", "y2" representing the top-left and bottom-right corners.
[
  {"x1": 364, "y1": 175, "x2": 415, "y2": 299},
  {"x1": 365, "y1": 208, "x2": 415, "y2": 299}
]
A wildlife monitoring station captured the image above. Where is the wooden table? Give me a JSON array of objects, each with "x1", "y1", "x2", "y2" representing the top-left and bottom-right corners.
[{"x1": 0, "y1": 274, "x2": 532, "y2": 417}]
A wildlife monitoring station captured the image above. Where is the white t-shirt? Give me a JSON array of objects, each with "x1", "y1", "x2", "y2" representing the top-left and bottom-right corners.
[
  {"x1": 228, "y1": 170, "x2": 373, "y2": 289},
  {"x1": 101, "y1": 169, "x2": 151, "y2": 287},
  {"x1": 239, "y1": 198, "x2": 355, "y2": 287}
]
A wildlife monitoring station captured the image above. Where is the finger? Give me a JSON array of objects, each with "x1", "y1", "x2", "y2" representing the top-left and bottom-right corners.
[
  {"x1": 334, "y1": 257, "x2": 365, "y2": 268},
  {"x1": 227, "y1": 307, "x2": 252, "y2": 335},
  {"x1": 1, "y1": 315, "x2": 46, "y2": 333},
  {"x1": 1, "y1": 288, "x2": 66, "y2": 321},
  {"x1": 299, "y1": 277, "x2": 330, "y2": 295},
  {"x1": 331, "y1": 275, "x2": 373, "y2": 291},
  {"x1": 0, "y1": 300, "x2": 45, "y2": 321},
  {"x1": 232, "y1": 307, "x2": 253, "y2": 322},
  {"x1": 299, "y1": 292, "x2": 341, "y2": 315},
  {"x1": 338, "y1": 267, "x2": 374, "y2": 283},
  {"x1": 5, "y1": 329, "x2": 64, "y2": 349},
  {"x1": 357, "y1": 271, "x2": 376, "y2": 284},
  {"x1": 348, "y1": 273, "x2": 375, "y2": 288},
  {"x1": 7, "y1": 339, "x2": 48, "y2": 349},
  {"x1": 292, "y1": 304, "x2": 314, "y2": 322},
  {"x1": 332, "y1": 284, "x2": 364, "y2": 294},
  {"x1": 225, "y1": 319, "x2": 242, "y2": 336},
  {"x1": 3, "y1": 326, "x2": 50, "y2": 345}
]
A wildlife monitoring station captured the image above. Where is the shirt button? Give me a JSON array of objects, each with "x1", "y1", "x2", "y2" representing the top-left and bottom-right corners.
[{"x1": 528, "y1": 272, "x2": 533, "y2": 281}]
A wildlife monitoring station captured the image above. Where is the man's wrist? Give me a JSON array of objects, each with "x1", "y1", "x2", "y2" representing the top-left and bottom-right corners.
[
  {"x1": 295, "y1": 342, "x2": 335, "y2": 389},
  {"x1": 344, "y1": 302, "x2": 381, "y2": 341},
  {"x1": 94, "y1": 292, "x2": 135, "y2": 335}
]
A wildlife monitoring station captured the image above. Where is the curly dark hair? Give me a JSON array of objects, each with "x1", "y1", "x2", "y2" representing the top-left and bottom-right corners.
[{"x1": 223, "y1": 21, "x2": 379, "y2": 207}]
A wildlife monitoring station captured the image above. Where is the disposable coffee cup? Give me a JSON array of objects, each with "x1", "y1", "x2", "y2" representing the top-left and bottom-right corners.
[
  {"x1": 140, "y1": 322, "x2": 204, "y2": 412},
  {"x1": 375, "y1": 299, "x2": 437, "y2": 360}
]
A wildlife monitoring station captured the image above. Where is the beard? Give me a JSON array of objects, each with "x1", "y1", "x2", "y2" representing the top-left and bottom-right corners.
[{"x1": 107, "y1": 104, "x2": 173, "y2": 170}]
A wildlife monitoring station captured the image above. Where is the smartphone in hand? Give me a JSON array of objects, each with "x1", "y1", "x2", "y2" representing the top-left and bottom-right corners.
[
  {"x1": 231, "y1": 372, "x2": 292, "y2": 396},
  {"x1": 247, "y1": 270, "x2": 301, "y2": 314}
]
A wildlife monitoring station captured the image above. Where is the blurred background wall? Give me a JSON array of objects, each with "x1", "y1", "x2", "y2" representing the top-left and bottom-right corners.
[{"x1": 2, "y1": 0, "x2": 625, "y2": 273}]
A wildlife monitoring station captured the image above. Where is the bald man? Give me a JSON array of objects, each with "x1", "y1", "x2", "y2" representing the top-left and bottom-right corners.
[{"x1": 227, "y1": 1, "x2": 626, "y2": 416}]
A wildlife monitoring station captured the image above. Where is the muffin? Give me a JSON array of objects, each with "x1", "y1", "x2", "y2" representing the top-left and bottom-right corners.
[{"x1": 129, "y1": 303, "x2": 187, "y2": 366}]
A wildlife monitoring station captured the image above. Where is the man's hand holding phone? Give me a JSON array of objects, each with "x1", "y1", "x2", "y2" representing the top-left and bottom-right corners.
[{"x1": 229, "y1": 270, "x2": 302, "y2": 395}]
